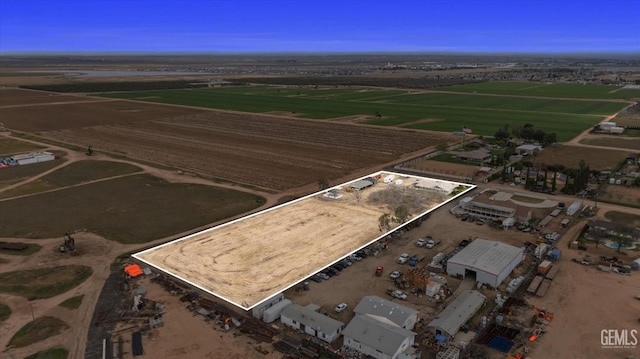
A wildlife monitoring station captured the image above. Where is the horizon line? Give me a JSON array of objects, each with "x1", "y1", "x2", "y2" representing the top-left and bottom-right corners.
[{"x1": 1, "y1": 50, "x2": 639, "y2": 57}]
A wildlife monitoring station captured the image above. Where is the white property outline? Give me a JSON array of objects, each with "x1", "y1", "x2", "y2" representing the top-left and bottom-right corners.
[{"x1": 133, "y1": 170, "x2": 475, "y2": 311}]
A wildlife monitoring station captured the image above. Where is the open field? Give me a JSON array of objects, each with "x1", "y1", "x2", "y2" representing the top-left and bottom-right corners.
[
  {"x1": 534, "y1": 143, "x2": 631, "y2": 170},
  {"x1": 42, "y1": 113, "x2": 456, "y2": 191},
  {"x1": 0, "y1": 173, "x2": 265, "y2": 243},
  {"x1": 0, "y1": 93, "x2": 207, "y2": 132},
  {"x1": 0, "y1": 136, "x2": 44, "y2": 156},
  {"x1": 7, "y1": 316, "x2": 69, "y2": 349},
  {"x1": 0, "y1": 160, "x2": 143, "y2": 199},
  {"x1": 0, "y1": 88, "x2": 96, "y2": 107},
  {"x1": 580, "y1": 136, "x2": 640, "y2": 150},
  {"x1": 0, "y1": 265, "x2": 93, "y2": 300},
  {"x1": 25, "y1": 347, "x2": 69, "y2": 359},
  {"x1": 0, "y1": 158, "x2": 63, "y2": 189},
  {"x1": 437, "y1": 81, "x2": 640, "y2": 99},
  {"x1": 100, "y1": 86, "x2": 628, "y2": 141},
  {"x1": 135, "y1": 171, "x2": 474, "y2": 309}
]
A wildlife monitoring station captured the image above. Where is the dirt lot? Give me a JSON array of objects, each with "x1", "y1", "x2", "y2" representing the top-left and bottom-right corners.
[
  {"x1": 400, "y1": 158, "x2": 479, "y2": 180},
  {"x1": 535, "y1": 143, "x2": 631, "y2": 171},
  {"x1": 135, "y1": 174, "x2": 461, "y2": 309}
]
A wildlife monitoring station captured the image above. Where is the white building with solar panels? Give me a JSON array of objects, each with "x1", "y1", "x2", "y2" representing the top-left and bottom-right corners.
[{"x1": 446, "y1": 239, "x2": 524, "y2": 288}]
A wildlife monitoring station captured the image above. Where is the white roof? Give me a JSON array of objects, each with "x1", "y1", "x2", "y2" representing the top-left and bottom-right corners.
[
  {"x1": 343, "y1": 315, "x2": 415, "y2": 356},
  {"x1": 427, "y1": 290, "x2": 486, "y2": 338},
  {"x1": 353, "y1": 296, "x2": 418, "y2": 328},
  {"x1": 447, "y1": 239, "x2": 524, "y2": 276}
]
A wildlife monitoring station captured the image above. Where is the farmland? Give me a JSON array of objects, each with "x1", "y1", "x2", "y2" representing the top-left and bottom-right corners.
[
  {"x1": 42, "y1": 113, "x2": 456, "y2": 191},
  {"x1": 534, "y1": 143, "x2": 631, "y2": 170},
  {"x1": 0, "y1": 173, "x2": 265, "y2": 243},
  {"x1": 100, "y1": 85, "x2": 629, "y2": 141},
  {"x1": 436, "y1": 81, "x2": 640, "y2": 99}
]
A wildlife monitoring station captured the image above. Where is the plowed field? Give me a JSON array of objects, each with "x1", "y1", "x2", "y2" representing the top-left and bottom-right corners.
[{"x1": 44, "y1": 113, "x2": 456, "y2": 191}]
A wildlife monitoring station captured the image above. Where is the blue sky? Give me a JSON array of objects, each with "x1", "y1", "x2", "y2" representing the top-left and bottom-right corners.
[{"x1": 1, "y1": 0, "x2": 638, "y2": 53}]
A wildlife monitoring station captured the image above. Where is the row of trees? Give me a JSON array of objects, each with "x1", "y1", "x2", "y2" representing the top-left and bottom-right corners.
[{"x1": 494, "y1": 124, "x2": 557, "y2": 147}]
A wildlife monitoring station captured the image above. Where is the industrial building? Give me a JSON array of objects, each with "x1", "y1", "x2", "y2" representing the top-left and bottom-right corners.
[
  {"x1": 342, "y1": 296, "x2": 419, "y2": 359},
  {"x1": 342, "y1": 315, "x2": 416, "y2": 359},
  {"x1": 446, "y1": 239, "x2": 524, "y2": 288},
  {"x1": 455, "y1": 190, "x2": 531, "y2": 223},
  {"x1": 427, "y1": 290, "x2": 486, "y2": 340},
  {"x1": 280, "y1": 303, "x2": 345, "y2": 343},
  {"x1": 353, "y1": 295, "x2": 419, "y2": 330}
]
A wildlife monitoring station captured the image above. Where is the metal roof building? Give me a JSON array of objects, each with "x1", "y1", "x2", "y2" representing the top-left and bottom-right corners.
[
  {"x1": 280, "y1": 304, "x2": 345, "y2": 343},
  {"x1": 427, "y1": 290, "x2": 486, "y2": 339},
  {"x1": 342, "y1": 315, "x2": 416, "y2": 359},
  {"x1": 353, "y1": 296, "x2": 419, "y2": 330},
  {"x1": 446, "y1": 239, "x2": 524, "y2": 288}
]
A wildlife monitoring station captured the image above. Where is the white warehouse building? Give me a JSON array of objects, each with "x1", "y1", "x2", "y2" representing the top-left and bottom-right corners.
[{"x1": 446, "y1": 239, "x2": 524, "y2": 288}]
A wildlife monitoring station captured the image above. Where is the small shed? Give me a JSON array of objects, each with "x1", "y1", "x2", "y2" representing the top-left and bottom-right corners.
[{"x1": 631, "y1": 258, "x2": 640, "y2": 271}]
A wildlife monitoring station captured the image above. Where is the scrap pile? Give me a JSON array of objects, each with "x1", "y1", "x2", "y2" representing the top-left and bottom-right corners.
[{"x1": 239, "y1": 317, "x2": 278, "y2": 343}]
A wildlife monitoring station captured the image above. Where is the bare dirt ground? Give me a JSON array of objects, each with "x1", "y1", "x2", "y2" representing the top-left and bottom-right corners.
[
  {"x1": 136, "y1": 175, "x2": 452, "y2": 309},
  {"x1": 534, "y1": 144, "x2": 631, "y2": 171}
]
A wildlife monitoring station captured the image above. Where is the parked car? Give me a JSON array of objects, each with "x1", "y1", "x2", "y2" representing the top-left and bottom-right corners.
[
  {"x1": 335, "y1": 303, "x2": 348, "y2": 313},
  {"x1": 316, "y1": 272, "x2": 330, "y2": 280},
  {"x1": 581, "y1": 259, "x2": 591, "y2": 266},
  {"x1": 425, "y1": 239, "x2": 436, "y2": 249},
  {"x1": 416, "y1": 239, "x2": 425, "y2": 247},
  {"x1": 375, "y1": 265, "x2": 384, "y2": 277},
  {"x1": 391, "y1": 290, "x2": 407, "y2": 300},
  {"x1": 397, "y1": 253, "x2": 410, "y2": 264},
  {"x1": 389, "y1": 270, "x2": 402, "y2": 279}
]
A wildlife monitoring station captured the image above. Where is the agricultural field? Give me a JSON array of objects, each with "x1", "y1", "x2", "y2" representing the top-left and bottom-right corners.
[
  {"x1": 0, "y1": 136, "x2": 44, "y2": 156},
  {"x1": 0, "y1": 160, "x2": 144, "y2": 199},
  {"x1": 100, "y1": 85, "x2": 629, "y2": 141},
  {"x1": 579, "y1": 136, "x2": 640, "y2": 150},
  {"x1": 534, "y1": 143, "x2": 631, "y2": 170},
  {"x1": 0, "y1": 94, "x2": 207, "y2": 132},
  {"x1": 42, "y1": 113, "x2": 456, "y2": 191},
  {"x1": 437, "y1": 81, "x2": 640, "y2": 99},
  {"x1": 0, "y1": 173, "x2": 265, "y2": 243}
]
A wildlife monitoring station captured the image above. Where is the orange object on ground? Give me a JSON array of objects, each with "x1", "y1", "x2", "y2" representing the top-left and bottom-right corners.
[
  {"x1": 529, "y1": 335, "x2": 537, "y2": 342},
  {"x1": 124, "y1": 264, "x2": 144, "y2": 277}
]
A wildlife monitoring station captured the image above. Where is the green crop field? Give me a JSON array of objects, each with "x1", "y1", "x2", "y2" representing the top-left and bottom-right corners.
[
  {"x1": 100, "y1": 84, "x2": 630, "y2": 142},
  {"x1": 436, "y1": 82, "x2": 640, "y2": 99}
]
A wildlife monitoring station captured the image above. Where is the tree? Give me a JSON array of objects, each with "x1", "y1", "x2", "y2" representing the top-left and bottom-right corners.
[
  {"x1": 394, "y1": 205, "x2": 410, "y2": 224},
  {"x1": 494, "y1": 126, "x2": 510, "y2": 141},
  {"x1": 378, "y1": 213, "x2": 392, "y2": 232},
  {"x1": 614, "y1": 236, "x2": 634, "y2": 253}
]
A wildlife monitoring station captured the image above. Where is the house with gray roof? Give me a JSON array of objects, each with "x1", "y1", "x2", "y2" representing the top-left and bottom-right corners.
[
  {"x1": 353, "y1": 296, "x2": 419, "y2": 330},
  {"x1": 280, "y1": 303, "x2": 345, "y2": 343},
  {"x1": 342, "y1": 315, "x2": 415, "y2": 359},
  {"x1": 427, "y1": 290, "x2": 486, "y2": 339}
]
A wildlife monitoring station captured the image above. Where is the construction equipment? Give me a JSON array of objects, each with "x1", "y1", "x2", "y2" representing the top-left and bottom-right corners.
[{"x1": 60, "y1": 232, "x2": 77, "y2": 255}]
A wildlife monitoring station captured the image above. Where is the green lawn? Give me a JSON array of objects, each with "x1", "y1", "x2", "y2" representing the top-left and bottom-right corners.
[
  {"x1": 0, "y1": 173, "x2": 265, "y2": 243},
  {"x1": 99, "y1": 85, "x2": 629, "y2": 142}
]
